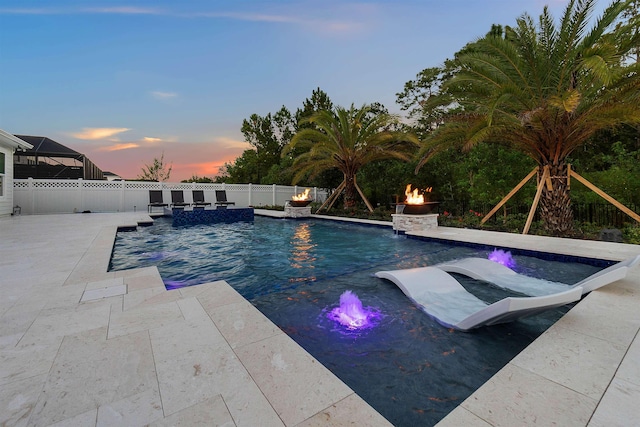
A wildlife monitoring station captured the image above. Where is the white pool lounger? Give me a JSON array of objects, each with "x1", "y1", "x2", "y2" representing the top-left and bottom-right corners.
[
  {"x1": 434, "y1": 255, "x2": 640, "y2": 297},
  {"x1": 375, "y1": 267, "x2": 582, "y2": 331}
]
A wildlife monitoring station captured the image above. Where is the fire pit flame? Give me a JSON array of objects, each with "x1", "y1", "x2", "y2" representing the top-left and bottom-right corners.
[
  {"x1": 292, "y1": 188, "x2": 311, "y2": 201},
  {"x1": 400, "y1": 184, "x2": 438, "y2": 214},
  {"x1": 289, "y1": 188, "x2": 313, "y2": 207},
  {"x1": 404, "y1": 184, "x2": 432, "y2": 205}
]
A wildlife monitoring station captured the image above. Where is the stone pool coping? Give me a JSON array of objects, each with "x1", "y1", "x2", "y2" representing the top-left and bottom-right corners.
[{"x1": 1, "y1": 211, "x2": 638, "y2": 426}]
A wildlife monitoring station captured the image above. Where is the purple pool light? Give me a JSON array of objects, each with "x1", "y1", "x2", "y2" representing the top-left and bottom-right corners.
[
  {"x1": 327, "y1": 290, "x2": 382, "y2": 330},
  {"x1": 488, "y1": 249, "x2": 516, "y2": 268},
  {"x1": 163, "y1": 279, "x2": 188, "y2": 290}
]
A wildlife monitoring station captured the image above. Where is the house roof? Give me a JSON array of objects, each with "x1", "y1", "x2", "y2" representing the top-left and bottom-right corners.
[
  {"x1": 14, "y1": 135, "x2": 82, "y2": 157},
  {"x1": 0, "y1": 129, "x2": 33, "y2": 150}
]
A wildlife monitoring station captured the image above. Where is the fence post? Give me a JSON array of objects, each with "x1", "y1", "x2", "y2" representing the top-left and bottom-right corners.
[
  {"x1": 28, "y1": 177, "x2": 34, "y2": 214},
  {"x1": 248, "y1": 183, "x2": 253, "y2": 206},
  {"x1": 120, "y1": 180, "x2": 125, "y2": 212},
  {"x1": 78, "y1": 178, "x2": 84, "y2": 212},
  {"x1": 272, "y1": 184, "x2": 276, "y2": 206}
]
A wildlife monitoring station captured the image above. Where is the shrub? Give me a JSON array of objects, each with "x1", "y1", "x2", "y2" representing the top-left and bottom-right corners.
[{"x1": 623, "y1": 224, "x2": 640, "y2": 245}]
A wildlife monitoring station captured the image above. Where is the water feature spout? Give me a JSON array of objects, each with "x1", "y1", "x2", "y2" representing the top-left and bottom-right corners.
[
  {"x1": 327, "y1": 290, "x2": 381, "y2": 330},
  {"x1": 488, "y1": 249, "x2": 516, "y2": 268}
]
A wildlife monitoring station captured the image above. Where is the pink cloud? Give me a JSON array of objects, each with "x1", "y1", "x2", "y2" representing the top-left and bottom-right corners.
[
  {"x1": 98, "y1": 143, "x2": 140, "y2": 152},
  {"x1": 71, "y1": 127, "x2": 130, "y2": 140}
]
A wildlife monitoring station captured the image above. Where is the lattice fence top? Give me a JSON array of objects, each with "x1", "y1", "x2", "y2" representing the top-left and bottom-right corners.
[
  {"x1": 125, "y1": 182, "x2": 162, "y2": 189},
  {"x1": 81, "y1": 181, "x2": 122, "y2": 189},
  {"x1": 32, "y1": 181, "x2": 80, "y2": 189},
  {"x1": 162, "y1": 183, "x2": 195, "y2": 190},
  {"x1": 222, "y1": 184, "x2": 250, "y2": 191},
  {"x1": 251, "y1": 185, "x2": 275, "y2": 192}
]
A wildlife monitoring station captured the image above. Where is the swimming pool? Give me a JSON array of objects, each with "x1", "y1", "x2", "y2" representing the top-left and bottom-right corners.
[{"x1": 110, "y1": 216, "x2": 601, "y2": 426}]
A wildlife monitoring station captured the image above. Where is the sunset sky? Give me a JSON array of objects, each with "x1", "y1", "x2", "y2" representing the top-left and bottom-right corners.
[{"x1": 0, "y1": 0, "x2": 608, "y2": 181}]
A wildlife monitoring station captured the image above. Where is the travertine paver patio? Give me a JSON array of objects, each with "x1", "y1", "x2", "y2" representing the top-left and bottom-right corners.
[
  {"x1": 1, "y1": 211, "x2": 639, "y2": 426},
  {"x1": 0, "y1": 213, "x2": 389, "y2": 426}
]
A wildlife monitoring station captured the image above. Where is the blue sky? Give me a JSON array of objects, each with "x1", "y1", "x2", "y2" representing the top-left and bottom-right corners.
[{"x1": 0, "y1": 0, "x2": 607, "y2": 180}]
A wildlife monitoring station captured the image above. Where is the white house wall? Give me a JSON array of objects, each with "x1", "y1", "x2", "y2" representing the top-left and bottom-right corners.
[{"x1": 0, "y1": 145, "x2": 15, "y2": 216}]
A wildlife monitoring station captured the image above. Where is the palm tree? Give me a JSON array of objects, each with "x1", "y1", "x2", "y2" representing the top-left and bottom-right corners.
[
  {"x1": 284, "y1": 104, "x2": 420, "y2": 211},
  {"x1": 418, "y1": 0, "x2": 640, "y2": 235}
]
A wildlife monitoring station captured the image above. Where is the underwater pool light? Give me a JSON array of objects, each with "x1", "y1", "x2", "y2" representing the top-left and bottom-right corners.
[
  {"x1": 488, "y1": 249, "x2": 516, "y2": 268},
  {"x1": 327, "y1": 290, "x2": 382, "y2": 331}
]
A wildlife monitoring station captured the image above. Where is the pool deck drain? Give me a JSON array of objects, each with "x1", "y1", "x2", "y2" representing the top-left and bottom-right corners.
[{"x1": 1, "y1": 211, "x2": 639, "y2": 426}]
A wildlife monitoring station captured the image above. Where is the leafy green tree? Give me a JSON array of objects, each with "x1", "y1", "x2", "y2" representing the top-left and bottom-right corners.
[
  {"x1": 137, "y1": 153, "x2": 172, "y2": 182},
  {"x1": 295, "y1": 87, "x2": 334, "y2": 127},
  {"x1": 570, "y1": 132, "x2": 640, "y2": 205},
  {"x1": 224, "y1": 88, "x2": 337, "y2": 185},
  {"x1": 358, "y1": 159, "x2": 415, "y2": 207},
  {"x1": 284, "y1": 104, "x2": 420, "y2": 211},
  {"x1": 240, "y1": 106, "x2": 295, "y2": 183},
  {"x1": 219, "y1": 149, "x2": 261, "y2": 184},
  {"x1": 396, "y1": 67, "x2": 453, "y2": 138},
  {"x1": 415, "y1": 0, "x2": 640, "y2": 235}
]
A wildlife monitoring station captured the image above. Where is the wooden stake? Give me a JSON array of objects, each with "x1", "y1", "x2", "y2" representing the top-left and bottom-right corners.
[
  {"x1": 325, "y1": 181, "x2": 345, "y2": 211},
  {"x1": 481, "y1": 167, "x2": 538, "y2": 224},
  {"x1": 316, "y1": 181, "x2": 345, "y2": 213},
  {"x1": 570, "y1": 170, "x2": 640, "y2": 223},
  {"x1": 354, "y1": 175, "x2": 374, "y2": 212},
  {"x1": 545, "y1": 173, "x2": 553, "y2": 191},
  {"x1": 523, "y1": 165, "x2": 549, "y2": 234}
]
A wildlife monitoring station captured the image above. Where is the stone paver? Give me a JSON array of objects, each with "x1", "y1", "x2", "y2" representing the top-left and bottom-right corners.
[
  {"x1": 0, "y1": 212, "x2": 638, "y2": 427},
  {"x1": 0, "y1": 213, "x2": 389, "y2": 426}
]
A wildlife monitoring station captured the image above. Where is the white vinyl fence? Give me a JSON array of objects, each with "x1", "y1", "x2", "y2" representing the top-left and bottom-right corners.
[{"x1": 13, "y1": 179, "x2": 328, "y2": 215}]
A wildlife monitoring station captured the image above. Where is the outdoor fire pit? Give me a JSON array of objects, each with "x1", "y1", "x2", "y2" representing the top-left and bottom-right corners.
[
  {"x1": 288, "y1": 199, "x2": 313, "y2": 207},
  {"x1": 400, "y1": 201, "x2": 439, "y2": 214},
  {"x1": 289, "y1": 188, "x2": 313, "y2": 207},
  {"x1": 400, "y1": 184, "x2": 439, "y2": 214}
]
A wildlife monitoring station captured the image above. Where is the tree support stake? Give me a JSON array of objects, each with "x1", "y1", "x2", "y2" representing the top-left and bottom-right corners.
[
  {"x1": 569, "y1": 170, "x2": 640, "y2": 224},
  {"x1": 481, "y1": 167, "x2": 538, "y2": 225},
  {"x1": 522, "y1": 165, "x2": 550, "y2": 235}
]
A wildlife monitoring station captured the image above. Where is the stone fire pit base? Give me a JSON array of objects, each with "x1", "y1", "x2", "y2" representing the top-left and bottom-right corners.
[
  {"x1": 284, "y1": 206, "x2": 312, "y2": 218},
  {"x1": 392, "y1": 213, "x2": 439, "y2": 233}
]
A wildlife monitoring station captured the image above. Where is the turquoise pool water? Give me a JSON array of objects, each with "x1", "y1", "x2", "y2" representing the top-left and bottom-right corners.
[{"x1": 110, "y1": 216, "x2": 600, "y2": 426}]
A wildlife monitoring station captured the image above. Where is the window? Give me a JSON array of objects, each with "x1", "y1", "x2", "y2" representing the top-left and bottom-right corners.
[{"x1": 0, "y1": 151, "x2": 5, "y2": 197}]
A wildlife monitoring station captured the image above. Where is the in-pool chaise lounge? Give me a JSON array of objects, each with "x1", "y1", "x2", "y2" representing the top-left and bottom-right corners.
[
  {"x1": 375, "y1": 267, "x2": 582, "y2": 331},
  {"x1": 434, "y1": 255, "x2": 640, "y2": 297}
]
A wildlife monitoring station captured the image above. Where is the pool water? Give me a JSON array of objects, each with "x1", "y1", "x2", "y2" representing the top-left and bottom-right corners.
[{"x1": 110, "y1": 216, "x2": 600, "y2": 426}]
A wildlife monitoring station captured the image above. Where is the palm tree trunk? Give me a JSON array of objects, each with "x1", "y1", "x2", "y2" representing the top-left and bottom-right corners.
[
  {"x1": 344, "y1": 173, "x2": 357, "y2": 209},
  {"x1": 538, "y1": 163, "x2": 574, "y2": 236}
]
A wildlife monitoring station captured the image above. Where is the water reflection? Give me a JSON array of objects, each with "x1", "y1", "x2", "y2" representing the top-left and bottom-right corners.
[{"x1": 289, "y1": 223, "x2": 317, "y2": 269}]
